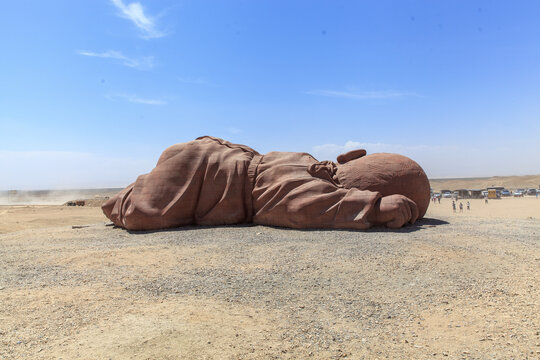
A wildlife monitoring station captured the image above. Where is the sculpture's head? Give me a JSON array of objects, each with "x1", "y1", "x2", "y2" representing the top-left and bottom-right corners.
[{"x1": 335, "y1": 151, "x2": 431, "y2": 218}]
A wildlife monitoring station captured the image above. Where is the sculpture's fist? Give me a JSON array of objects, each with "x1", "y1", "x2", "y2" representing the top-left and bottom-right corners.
[{"x1": 372, "y1": 194, "x2": 419, "y2": 228}]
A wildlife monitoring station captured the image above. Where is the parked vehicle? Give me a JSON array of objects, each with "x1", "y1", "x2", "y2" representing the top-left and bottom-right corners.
[
  {"x1": 433, "y1": 192, "x2": 441, "y2": 198},
  {"x1": 527, "y1": 188, "x2": 537, "y2": 195},
  {"x1": 513, "y1": 190, "x2": 524, "y2": 197},
  {"x1": 516, "y1": 188, "x2": 527, "y2": 196},
  {"x1": 442, "y1": 192, "x2": 452, "y2": 198},
  {"x1": 488, "y1": 189, "x2": 500, "y2": 199},
  {"x1": 501, "y1": 189, "x2": 511, "y2": 197}
]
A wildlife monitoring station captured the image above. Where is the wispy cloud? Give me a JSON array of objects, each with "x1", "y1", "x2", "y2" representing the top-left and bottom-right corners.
[
  {"x1": 227, "y1": 127, "x2": 242, "y2": 134},
  {"x1": 177, "y1": 77, "x2": 217, "y2": 86},
  {"x1": 106, "y1": 93, "x2": 167, "y2": 105},
  {"x1": 306, "y1": 89, "x2": 420, "y2": 100},
  {"x1": 111, "y1": 0, "x2": 165, "y2": 39},
  {"x1": 312, "y1": 141, "x2": 431, "y2": 160},
  {"x1": 77, "y1": 50, "x2": 154, "y2": 70}
]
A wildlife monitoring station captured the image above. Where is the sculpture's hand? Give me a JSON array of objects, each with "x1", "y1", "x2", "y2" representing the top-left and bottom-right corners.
[{"x1": 371, "y1": 195, "x2": 419, "y2": 228}]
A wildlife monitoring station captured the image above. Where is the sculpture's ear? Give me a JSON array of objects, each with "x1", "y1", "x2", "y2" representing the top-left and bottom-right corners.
[{"x1": 337, "y1": 149, "x2": 367, "y2": 164}]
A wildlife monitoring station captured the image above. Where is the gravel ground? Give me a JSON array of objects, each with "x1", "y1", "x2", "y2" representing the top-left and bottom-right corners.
[{"x1": 0, "y1": 213, "x2": 539, "y2": 359}]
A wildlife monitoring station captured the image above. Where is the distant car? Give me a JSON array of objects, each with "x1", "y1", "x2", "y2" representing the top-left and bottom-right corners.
[
  {"x1": 501, "y1": 189, "x2": 511, "y2": 197},
  {"x1": 433, "y1": 192, "x2": 441, "y2": 198},
  {"x1": 513, "y1": 191, "x2": 524, "y2": 197},
  {"x1": 442, "y1": 192, "x2": 452, "y2": 198},
  {"x1": 527, "y1": 188, "x2": 537, "y2": 195}
]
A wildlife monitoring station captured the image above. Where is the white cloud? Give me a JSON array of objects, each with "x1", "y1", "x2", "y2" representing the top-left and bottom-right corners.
[
  {"x1": 306, "y1": 89, "x2": 420, "y2": 100},
  {"x1": 106, "y1": 93, "x2": 167, "y2": 105},
  {"x1": 227, "y1": 127, "x2": 242, "y2": 134},
  {"x1": 0, "y1": 151, "x2": 155, "y2": 190},
  {"x1": 311, "y1": 141, "x2": 540, "y2": 179},
  {"x1": 77, "y1": 50, "x2": 154, "y2": 70},
  {"x1": 110, "y1": 0, "x2": 165, "y2": 39},
  {"x1": 313, "y1": 141, "x2": 429, "y2": 157}
]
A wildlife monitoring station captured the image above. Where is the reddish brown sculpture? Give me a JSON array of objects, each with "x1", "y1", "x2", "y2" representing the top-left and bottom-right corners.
[{"x1": 102, "y1": 136, "x2": 430, "y2": 231}]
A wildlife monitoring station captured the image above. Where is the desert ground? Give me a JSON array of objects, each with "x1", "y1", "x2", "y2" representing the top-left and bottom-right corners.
[{"x1": 0, "y1": 187, "x2": 539, "y2": 359}]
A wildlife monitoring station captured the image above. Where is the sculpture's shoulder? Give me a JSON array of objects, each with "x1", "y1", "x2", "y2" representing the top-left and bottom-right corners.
[
  {"x1": 195, "y1": 136, "x2": 259, "y2": 155},
  {"x1": 262, "y1": 151, "x2": 319, "y2": 166},
  {"x1": 155, "y1": 136, "x2": 259, "y2": 166}
]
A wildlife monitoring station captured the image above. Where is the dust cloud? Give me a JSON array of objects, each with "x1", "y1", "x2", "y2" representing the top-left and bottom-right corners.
[{"x1": 0, "y1": 189, "x2": 121, "y2": 205}]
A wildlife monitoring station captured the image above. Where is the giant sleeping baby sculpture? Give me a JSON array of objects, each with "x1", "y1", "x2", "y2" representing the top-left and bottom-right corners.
[{"x1": 102, "y1": 136, "x2": 430, "y2": 231}]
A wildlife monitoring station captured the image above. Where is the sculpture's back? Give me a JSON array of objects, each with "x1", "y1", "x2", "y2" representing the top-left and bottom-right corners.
[{"x1": 102, "y1": 136, "x2": 259, "y2": 230}]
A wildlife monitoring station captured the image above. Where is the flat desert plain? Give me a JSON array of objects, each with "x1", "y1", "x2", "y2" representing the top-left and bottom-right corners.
[{"x1": 1, "y1": 194, "x2": 539, "y2": 359}]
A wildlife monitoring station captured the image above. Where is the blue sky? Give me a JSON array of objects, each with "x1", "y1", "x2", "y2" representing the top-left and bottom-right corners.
[{"x1": 2, "y1": 1, "x2": 540, "y2": 189}]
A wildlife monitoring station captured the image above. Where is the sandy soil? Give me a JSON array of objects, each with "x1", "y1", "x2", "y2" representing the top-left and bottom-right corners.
[
  {"x1": 428, "y1": 197, "x2": 540, "y2": 220},
  {"x1": 0, "y1": 198, "x2": 539, "y2": 359},
  {"x1": 0, "y1": 206, "x2": 109, "y2": 234}
]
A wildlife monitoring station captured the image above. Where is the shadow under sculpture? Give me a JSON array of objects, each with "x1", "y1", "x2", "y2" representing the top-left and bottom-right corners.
[{"x1": 102, "y1": 136, "x2": 430, "y2": 231}]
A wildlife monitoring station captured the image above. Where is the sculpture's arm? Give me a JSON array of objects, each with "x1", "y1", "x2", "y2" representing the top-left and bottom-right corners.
[
  {"x1": 254, "y1": 180, "x2": 381, "y2": 230},
  {"x1": 253, "y1": 178, "x2": 420, "y2": 230}
]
